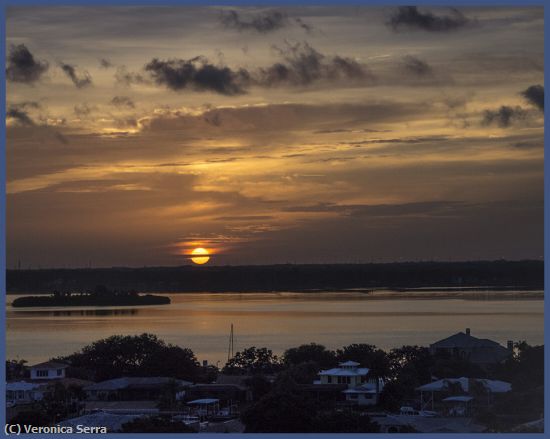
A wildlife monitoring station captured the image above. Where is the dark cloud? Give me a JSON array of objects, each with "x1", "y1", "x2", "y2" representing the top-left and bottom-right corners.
[
  {"x1": 521, "y1": 85, "x2": 544, "y2": 112},
  {"x1": 482, "y1": 106, "x2": 529, "y2": 128},
  {"x1": 220, "y1": 9, "x2": 288, "y2": 33},
  {"x1": 258, "y1": 42, "x2": 372, "y2": 87},
  {"x1": 285, "y1": 201, "x2": 465, "y2": 217},
  {"x1": 314, "y1": 128, "x2": 387, "y2": 134},
  {"x1": 6, "y1": 44, "x2": 49, "y2": 84},
  {"x1": 73, "y1": 103, "x2": 94, "y2": 117},
  {"x1": 294, "y1": 17, "x2": 314, "y2": 34},
  {"x1": 115, "y1": 66, "x2": 149, "y2": 86},
  {"x1": 402, "y1": 55, "x2": 433, "y2": 76},
  {"x1": 99, "y1": 58, "x2": 113, "y2": 69},
  {"x1": 59, "y1": 62, "x2": 92, "y2": 88},
  {"x1": 511, "y1": 141, "x2": 542, "y2": 149},
  {"x1": 7, "y1": 106, "x2": 35, "y2": 126},
  {"x1": 144, "y1": 56, "x2": 250, "y2": 95},
  {"x1": 110, "y1": 96, "x2": 135, "y2": 108},
  {"x1": 388, "y1": 6, "x2": 470, "y2": 32},
  {"x1": 215, "y1": 215, "x2": 274, "y2": 221}
]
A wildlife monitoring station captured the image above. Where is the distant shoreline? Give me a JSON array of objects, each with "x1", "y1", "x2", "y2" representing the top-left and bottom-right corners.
[{"x1": 6, "y1": 288, "x2": 544, "y2": 301}]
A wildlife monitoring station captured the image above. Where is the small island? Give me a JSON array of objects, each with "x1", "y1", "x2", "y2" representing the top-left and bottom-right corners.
[{"x1": 11, "y1": 285, "x2": 171, "y2": 308}]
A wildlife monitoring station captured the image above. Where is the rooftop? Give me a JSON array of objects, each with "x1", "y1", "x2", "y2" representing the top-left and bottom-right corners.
[
  {"x1": 319, "y1": 367, "x2": 370, "y2": 377},
  {"x1": 416, "y1": 377, "x2": 511, "y2": 393},
  {"x1": 30, "y1": 361, "x2": 68, "y2": 370},
  {"x1": 85, "y1": 377, "x2": 192, "y2": 392},
  {"x1": 430, "y1": 331, "x2": 507, "y2": 350},
  {"x1": 58, "y1": 412, "x2": 142, "y2": 432}
]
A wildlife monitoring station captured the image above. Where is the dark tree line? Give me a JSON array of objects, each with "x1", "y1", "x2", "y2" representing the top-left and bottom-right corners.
[{"x1": 7, "y1": 260, "x2": 543, "y2": 292}]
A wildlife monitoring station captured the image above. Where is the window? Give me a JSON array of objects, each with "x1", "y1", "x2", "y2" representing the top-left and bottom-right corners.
[
  {"x1": 57, "y1": 369, "x2": 63, "y2": 376},
  {"x1": 327, "y1": 376, "x2": 332, "y2": 384},
  {"x1": 36, "y1": 370, "x2": 48, "y2": 377}
]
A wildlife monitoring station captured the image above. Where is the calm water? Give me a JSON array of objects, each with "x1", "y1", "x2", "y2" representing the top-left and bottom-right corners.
[{"x1": 6, "y1": 292, "x2": 544, "y2": 365}]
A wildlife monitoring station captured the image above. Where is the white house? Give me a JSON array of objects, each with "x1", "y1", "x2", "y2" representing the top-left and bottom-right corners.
[
  {"x1": 30, "y1": 361, "x2": 68, "y2": 380},
  {"x1": 6, "y1": 381, "x2": 45, "y2": 405},
  {"x1": 315, "y1": 361, "x2": 384, "y2": 406}
]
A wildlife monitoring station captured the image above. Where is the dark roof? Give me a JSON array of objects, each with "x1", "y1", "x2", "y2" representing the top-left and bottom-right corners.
[
  {"x1": 30, "y1": 361, "x2": 68, "y2": 369},
  {"x1": 430, "y1": 332, "x2": 505, "y2": 350},
  {"x1": 84, "y1": 377, "x2": 192, "y2": 391}
]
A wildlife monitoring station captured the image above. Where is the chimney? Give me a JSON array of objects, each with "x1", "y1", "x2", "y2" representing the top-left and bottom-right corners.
[
  {"x1": 202, "y1": 360, "x2": 208, "y2": 367},
  {"x1": 507, "y1": 341, "x2": 514, "y2": 352},
  {"x1": 465, "y1": 328, "x2": 471, "y2": 336}
]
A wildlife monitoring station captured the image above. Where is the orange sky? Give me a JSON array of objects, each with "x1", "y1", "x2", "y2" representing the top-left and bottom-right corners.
[{"x1": 6, "y1": 6, "x2": 544, "y2": 267}]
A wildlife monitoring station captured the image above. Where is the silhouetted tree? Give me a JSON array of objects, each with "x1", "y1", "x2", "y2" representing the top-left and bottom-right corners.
[
  {"x1": 61, "y1": 333, "x2": 200, "y2": 381},
  {"x1": 283, "y1": 343, "x2": 337, "y2": 369},
  {"x1": 223, "y1": 347, "x2": 281, "y2": 375}
]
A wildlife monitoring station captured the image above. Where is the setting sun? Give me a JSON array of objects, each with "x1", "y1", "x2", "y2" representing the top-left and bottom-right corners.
[{"x1": 191, "y1": 247, "x2": 210, "y2": 265}]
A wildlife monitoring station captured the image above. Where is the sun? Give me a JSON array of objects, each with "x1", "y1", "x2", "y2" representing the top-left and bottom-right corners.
[{"x1": 191, "y1": 247, "x2": 210, "y2": 265}]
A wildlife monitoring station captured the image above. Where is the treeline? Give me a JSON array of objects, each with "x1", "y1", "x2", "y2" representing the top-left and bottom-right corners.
[{"x1": 6, "y1": 260, "x2": 544, "y2": 293}]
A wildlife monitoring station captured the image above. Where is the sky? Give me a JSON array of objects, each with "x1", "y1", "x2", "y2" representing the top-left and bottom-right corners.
[{"x1": 6, "y1": 6, "x2": 544, "y2": 267}]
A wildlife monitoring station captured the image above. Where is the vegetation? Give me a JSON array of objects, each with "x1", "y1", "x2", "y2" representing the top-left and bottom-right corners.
[
  {"x1": 59, "y1": 333, "x2": 202, "y2": 382},
  {"x1": 7, "y1": 334, "x2": 543, "y2": 433},
  {"x1": 7, "y1": 260, "x2": 543, "y2": 293},
  {"x1": 11, "y1": 285, "x2": 170, "y2": 307},
  {"x1": 223, "y1": 347, "x2": 282, "y2": 375}
]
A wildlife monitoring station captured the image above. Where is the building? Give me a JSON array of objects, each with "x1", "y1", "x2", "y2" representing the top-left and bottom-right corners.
[
  {"x1": 314, "y1": 361, "x2": 384, "y2": 406},
  {"x1": 185, "y1": 374, "x2": 252, "y2": 404},
  {"x1": 417, "y1": 377, "x2": 511, "y2": 413},
  {"x1": 6, "y1": 381, "x2": 46, "y2": 405},
  {"x1": 429, "y1": 328, "x2": 512, "y2": 366},
  {"x1": 84, "y1": 377, "x2": 192, "y2": 401},
  {"x1": 29, "y1": 361, "x2": 68, "y2": 380}
]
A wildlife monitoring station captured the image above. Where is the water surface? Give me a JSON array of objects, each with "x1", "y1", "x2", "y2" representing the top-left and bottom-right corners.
[{"x1": 6, "y1": 291, "x2": 544, "y2": 365}]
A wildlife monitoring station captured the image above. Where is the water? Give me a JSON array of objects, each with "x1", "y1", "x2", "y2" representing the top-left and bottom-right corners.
[{"x1": 6, "y1": 291, "x2": 544, "y2": 366}]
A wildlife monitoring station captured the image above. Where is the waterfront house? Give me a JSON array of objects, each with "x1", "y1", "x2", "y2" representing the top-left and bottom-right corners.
[
  {"x1": 30, "y1": 361, "x2": 68, "y2": 380},
  {"x1": 417, "y1": 377, "x2": 511, "y2": 413},
  {"x1": 429, "y1": 328, "x2": 512, "y2": 367},
  {"x1": 314, "y1": 360, "x2": 384, "y2": 405},
  {"x1": 6, "y1": 381, "x2": 46, "y2": 405},
  {"x1": 84, "y1": 377, "x2": 192, "y2": 401}
]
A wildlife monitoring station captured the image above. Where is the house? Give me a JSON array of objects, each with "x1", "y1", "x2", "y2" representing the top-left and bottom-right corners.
[
  {"x1": 6, "y1": 381, "x2": 46, "y2": 405},
  {"x1": 314, "y1": 361, "x2": 384, "y2": 406},
  {"x1": 417, "y1": 377, "x2": 511, "y2": 413},
  {"x1": 429, "y1": 328, "x2": 512, "y2": 366},
  {"x1": 186, "y1": 374, "x2": 252, "y2": 403},
  {"x1": 84, "y1": 377, "x2": 192, "y2": 401},
  {"x1": 58, "y1": 412, "x2": 143, "y2": 433},
  {"x1": 30, "y1": 361, "x2": 68, "y2": 380}
]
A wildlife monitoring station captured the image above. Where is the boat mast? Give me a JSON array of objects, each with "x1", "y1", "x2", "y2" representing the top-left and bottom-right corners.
[{"x1": 227, "y1": 323, "x2": 234, "y2": 362}]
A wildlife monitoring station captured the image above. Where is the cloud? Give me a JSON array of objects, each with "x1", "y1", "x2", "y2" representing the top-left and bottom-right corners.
[
  {"x1": 99, "y1": 58, "x2": 113, "y2": 69},
  {"x1": 258, "y1": 42, "x2": 372, "y2": 87},
  {"x1": 139, "y1": 101, "x2": 432, "y2": 134},
  {"x1": 401, "y1": 55, "x2": 433, "y2": 76},
  {"x1": 110, "y1": 96, "x2": 135, "y2": 108},
  {"x1": 144, "y1": 56, "x2": 250, "y2": 95},
  {"x1": 59, "y1": 62, "x2": 93, "y2": 88},
  {"x1": 388, "y1": 6, "x2": 470, "y2": 32},
  {"x1": 482, "y1": 106, "x2": 529, "y2": 128},
  {"x1": 284, "y1": 201, "x2": 465, "y2": 217},
  {"x1": 521, "y1": 85, "x2": 544, "y2": 112},
  {"x1": 73, "y1": 103, "x2": 95, "y2": 117},
  {"x1": 114, "y1": 66, "x2": 149, "y2": 86},
  {"x1": 6, "y1": 44, "x2": 49, "y2": 84},
  {"x1": 294, "y1": 17, "x2": 314, "y2": 34},
  {"x1": 220, "y1": 9, "x2": 288, "y2": 33},
  {"x1": 7, "y1": 106, "x2": 35, "y2": 126}
]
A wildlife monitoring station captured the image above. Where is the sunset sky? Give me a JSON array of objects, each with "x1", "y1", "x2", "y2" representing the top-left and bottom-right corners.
[{"x1": 6, "y1": 6, "x2": 544, "y2": 267}]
